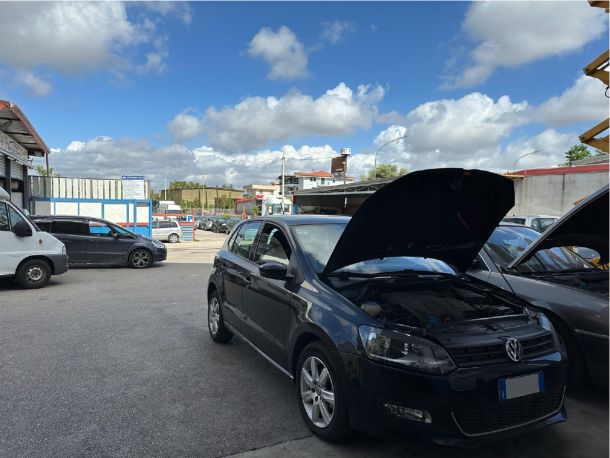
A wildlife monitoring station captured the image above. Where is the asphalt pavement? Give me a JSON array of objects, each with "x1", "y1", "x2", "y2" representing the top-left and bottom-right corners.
[{"x1": 0, "y1": 242, "x2": 607, "y2": 457}]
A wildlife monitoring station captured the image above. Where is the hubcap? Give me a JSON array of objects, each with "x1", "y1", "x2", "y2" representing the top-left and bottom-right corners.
[
  {"x1": 300, "y1": 356, "x2": 335, "y2": 428},
  {"x1": 26, "y1": 266, "x2": 44, "y2": 283},
  {"x1": 132, "y1": 251, "x2": 150, "y2": 268},
  {"x1": 209, "y1": 297, "x2": 220, "y2": 335}
]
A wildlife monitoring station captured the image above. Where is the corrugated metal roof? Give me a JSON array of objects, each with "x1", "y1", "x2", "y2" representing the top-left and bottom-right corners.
[{"x1": 0, "y1": 100, "x2": 50, "y2": 157}]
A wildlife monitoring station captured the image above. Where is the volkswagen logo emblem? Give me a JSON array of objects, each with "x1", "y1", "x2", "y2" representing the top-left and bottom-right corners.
[{"x1": 505, "y1": 338, "x2": 523, "y2": 362}]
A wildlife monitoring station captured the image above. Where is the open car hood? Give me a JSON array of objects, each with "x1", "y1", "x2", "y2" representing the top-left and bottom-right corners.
[
  {"x1": 508, "y1": 185, "x2": 609, "y2": 268},
  {"x1": 322, "y1": 168, "x2": 515, "y2": 275}
]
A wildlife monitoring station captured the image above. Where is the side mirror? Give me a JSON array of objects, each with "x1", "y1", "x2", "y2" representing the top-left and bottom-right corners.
[
  {"x1": 13, "y1": 220, "x2": 33, "y2": 237},
  {"x1": 113, "y1": 232, "x2": 121, "y2": 239},
  {"x1": 259, "y1": 261, "x2": 288, "y2": 280}
]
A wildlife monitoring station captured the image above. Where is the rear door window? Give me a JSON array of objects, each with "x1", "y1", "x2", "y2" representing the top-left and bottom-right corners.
[
  {"x1": 230, "y1": 221, "x2": 262, "y2": 260},
  {"x1": 159, "y1": 221, "x2": 175, "y2": 229},
  {"x1": 52, "y1": 219, "x2": 85, "y2": 235}
]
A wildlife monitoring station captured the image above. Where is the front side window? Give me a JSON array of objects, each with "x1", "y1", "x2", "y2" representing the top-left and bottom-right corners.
[
  {"x1": 253, "y1": 224, "x2": 292, "y2": 266},
  {"x1": 53, "y1": 219, "x2": 85, "y2": 235},
  {"x1": 230, "y1": 221, "x2": 262, "y2": 260},
  {"x1": 0, "y1": 203, "x2": 10, "y2": 231},
  {"x1": 87, "y1": 221, "x2": 114, "y2": 237},
  {"x1": 8, "y1": 206, "x2": 25, "y2": 228}
]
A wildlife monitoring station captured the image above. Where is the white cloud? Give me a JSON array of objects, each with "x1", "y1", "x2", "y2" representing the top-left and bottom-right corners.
[
  {"x1": 247, "y1": 26, "x2": 308, "y2": 80},
  {"x1": 0, "y1": 2, "x2": 185, "y2": 95},
  {"x1": 169, "y1": 82, "x2": 385, "y2": 151},
  {"x1": 168, "y1": 111, "x2": 202, "y2": 142},
  {"x1": 19, "y1": 72, "x2": 52, "y2": 97},
  {"x1": 443, "y1": 2, "x2": 608, "y2": 88},
  {"x1": 36, "y1": 136, "x2": 346, "y2": 189},
  {"x1": 404, "y1": 92, "x2": 528, "y2": 153},
  {"x1": 322, "y1": 21, "x2": 355, "y2": 44},
  {"x1": 531, "y1": 75, "x2": 609, "y2": 127}
]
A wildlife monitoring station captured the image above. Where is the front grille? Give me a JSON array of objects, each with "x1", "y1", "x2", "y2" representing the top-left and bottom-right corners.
[
  {"x1": 453, "y1": 388, "x2": 564, "y2": 436},
  {"x1": 448, "y1": 332, "x2": 555, "y2": 367}
]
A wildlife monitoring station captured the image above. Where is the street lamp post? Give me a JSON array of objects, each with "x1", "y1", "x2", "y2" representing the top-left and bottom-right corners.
[
  {"x1": 513, "y1": 150, "x2": 541, "y2": 173},
  {"x1": 372, "y1": 134, "x2": 408, "y2": 180},
  {"x1": 281, "y1": 155, "x2": 286, "y2": 215}
]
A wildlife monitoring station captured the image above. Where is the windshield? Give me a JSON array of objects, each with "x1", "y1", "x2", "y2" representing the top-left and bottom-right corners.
[
  {"x1": 292, "y1": 223, "x2": 455, "y2": 276},
  {"x1": 485, "y1": 226, "x2": 593, "y2": 273}
]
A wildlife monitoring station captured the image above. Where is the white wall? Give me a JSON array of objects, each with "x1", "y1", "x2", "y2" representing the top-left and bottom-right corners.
[{"x1": 510, "y1": 171, "x2": 609, "y2": 216}]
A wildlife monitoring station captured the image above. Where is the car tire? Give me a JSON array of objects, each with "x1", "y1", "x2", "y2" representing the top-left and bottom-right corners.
[
  {"x1": 129, "y1": 249, "x2": 152, "y2": 269},
  {"x1": 168, "y1": 233, "x2": 179, "y2": 243},
  {"x1": 549, "y1": 315, "x2": 585, "y2": 386},
  {"x1": 15, "y1": 259, "x2": 51, "y2": 289},
  {"x1": 208, "y1": 290, "x2": 233, "y2": 343},
  {"x1": 296, "y1": 342, "x2": 353, "y2": 442}
]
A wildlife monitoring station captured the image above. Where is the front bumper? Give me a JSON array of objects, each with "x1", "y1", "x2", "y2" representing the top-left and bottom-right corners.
[
  {"x1": 339, "y1": 351, "x2": 567, "y2": 446},
  {"x1": 48, "y1": 253, "x2": 69, "y2": 275},
  {"x1": 152, "y1": 247, "x2": 167, "y2": 263}
]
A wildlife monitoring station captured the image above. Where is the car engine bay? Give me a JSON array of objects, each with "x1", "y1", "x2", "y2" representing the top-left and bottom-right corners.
[{"x1": 333, "y1": 276, "x2": 524, "y2": 329}]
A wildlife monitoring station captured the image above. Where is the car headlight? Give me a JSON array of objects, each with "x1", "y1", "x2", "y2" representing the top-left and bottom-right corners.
[
  {"x1": 62, "y1": 245, "x2": 66, "y2": 254},
  {"x1": 152, "y1": 240, "x2": 165, "y2": 248},
  {"x1": 358, "y1": 325, "x2": 456, "y2": 375},
  {"x1": 533, "y1": 310, "x2": 561, "y2": 350}
]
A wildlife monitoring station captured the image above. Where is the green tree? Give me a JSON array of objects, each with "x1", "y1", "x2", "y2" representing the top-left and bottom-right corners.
[
  {"x1": 561, "y1": 145, "x2": 593, "y2": 166},
  {"x1": 34, "y1": 165, "x2": 60, "y2": 177},
  {"x1": 361, "y1": 163, "x2": 408, "y2": 181},
  {"x1": 169, "y1": 180, "x2": 202, "y2": 189}
]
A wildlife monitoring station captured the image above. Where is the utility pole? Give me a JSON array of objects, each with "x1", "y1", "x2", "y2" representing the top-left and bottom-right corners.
[
  {"x1": 373, "y1": 134, "x2": 408, "y2": 180},
  {"x1": 281, "y1": 155, "x2": 286, "y2": 214},
  {"x1": 164, "y1": 174, "x2": 167, "y2": 201}
]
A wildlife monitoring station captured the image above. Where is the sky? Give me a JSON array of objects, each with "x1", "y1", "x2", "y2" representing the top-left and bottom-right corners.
[{"x1": 0, "y1": 1, "x2": 608, "y2": 189}]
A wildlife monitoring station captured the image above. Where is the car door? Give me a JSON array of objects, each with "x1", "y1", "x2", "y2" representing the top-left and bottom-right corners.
[
  {"x1": 85, "y1": 220, "x2": 130, "y2": 264},
  {"x1": 219, "y1": 221, "x2": 262, "y2": 336},
  {"x1": 0, "y1": 202, "x2": 26, "y2": 275},
  {"x1": 241, "y1": 223, "x2": 293, "y2": 367},
  {"x1": 50, "y1": 218, "x2": 88, "y2": 264}
]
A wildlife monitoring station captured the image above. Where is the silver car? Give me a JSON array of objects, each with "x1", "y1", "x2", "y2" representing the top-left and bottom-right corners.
[{"x1": 152, "y1": 219, "x2": 183, "y2": 243}]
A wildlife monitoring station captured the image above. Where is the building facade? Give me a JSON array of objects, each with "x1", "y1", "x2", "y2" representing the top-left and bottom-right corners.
[
  {"x1": 243, "y1": 184, "x2": 279, "y2": 196},
  {"x1": 280, "y1": 171, "x2": 354, "y2": 195},
  {"x1": 160, "y1": 187, "x2": 243, "y2": 208}
]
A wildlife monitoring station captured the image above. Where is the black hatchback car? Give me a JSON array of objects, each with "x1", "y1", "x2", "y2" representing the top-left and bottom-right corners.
[
  {"x1": 207, "y1": 169, "x2": 567, "y2": 445},
  {"x1": 32, "y1": 215, "x2": 167, "y2": 268}
]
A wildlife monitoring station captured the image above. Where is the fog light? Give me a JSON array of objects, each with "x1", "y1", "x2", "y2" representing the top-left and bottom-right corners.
[{"x1": 383, "y1": 403, "x2": 432, "y2": 423}]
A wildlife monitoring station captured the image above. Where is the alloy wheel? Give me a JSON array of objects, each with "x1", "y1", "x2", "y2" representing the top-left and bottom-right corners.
[
  {"x1": 300, "y1": 356, "x2": 335, "y2": 428},
  {"x1": 131, "y1": 250, "x2": 151, "y2": 268},
  {"x1": 209, "y1": 296, "x2": 220, "y2": 335}
]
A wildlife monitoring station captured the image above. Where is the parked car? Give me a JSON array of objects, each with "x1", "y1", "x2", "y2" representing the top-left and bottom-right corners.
[
  {"x1": 207, "y1": 169, "x2": 566, "y2": 445},
  {"x1": 226, "y1": 217, "x2": 242, "y2": 234},
  {"x1": 195, "y1": 216, "x2": 206, "y2": 230},
  {"x1": 31, "y1": 215, "x2": 167, "y2": 269},
  {"x1": 211, "y1": 217, "x2": 230, "y2": 233},
  {"x1": 204, "y1": 216, "x2": 217, "y2": 231},
  {"x1": 0, "y1": 187, "x2": 68, "y2": 288},
  {"x1": 152, "y1": 219, "x2": 183, "y2": 243},
  {"x1": 470, "y1": 185, "x2": 608, "y2": 387},
  {"x1": 502, "y1": 215, "x2": 558, "y2": 232}
]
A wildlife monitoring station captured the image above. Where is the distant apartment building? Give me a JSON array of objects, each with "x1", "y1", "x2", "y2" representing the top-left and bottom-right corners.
[
  {"x1": 243, "y1": 183, "x2": 279, "y2": 197},
  {"x1": 279, "y1": 171, "x2": 354, "y2": 195}
]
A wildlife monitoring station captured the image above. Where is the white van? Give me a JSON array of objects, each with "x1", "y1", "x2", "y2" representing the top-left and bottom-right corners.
[
  {"x1": 0, "y1": 187, "x2": 68, "y2": 288},
  {"x1": 151, "y1": 219, "x2": 183, "y2": 243}
]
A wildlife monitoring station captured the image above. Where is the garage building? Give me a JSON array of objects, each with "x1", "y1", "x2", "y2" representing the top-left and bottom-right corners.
[{"x1": 0, "y1": 100, "x2": 50, "y2": 210}]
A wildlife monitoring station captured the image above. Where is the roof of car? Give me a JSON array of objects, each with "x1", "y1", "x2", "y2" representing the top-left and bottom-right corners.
[
  {"x1": 32, "y1": 214, "x2": 99, "y2": 221},
  {"x1": 248, "y1": 215, "x2": 350, "y2": 226},
  {"x1": 503, "y1": 215, "x2": 558, "y2": 219}
]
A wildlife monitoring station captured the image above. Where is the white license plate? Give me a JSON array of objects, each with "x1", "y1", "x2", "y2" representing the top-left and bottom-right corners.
[{"x1": 498, "y1": 372, "x2": 544, "y2": 401}]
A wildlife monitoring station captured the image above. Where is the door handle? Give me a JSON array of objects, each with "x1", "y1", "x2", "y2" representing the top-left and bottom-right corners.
[{"x1": 243, "y1": 276, "x2": 252, "y2": 288}]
